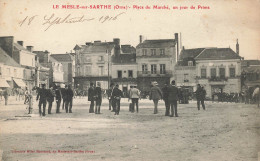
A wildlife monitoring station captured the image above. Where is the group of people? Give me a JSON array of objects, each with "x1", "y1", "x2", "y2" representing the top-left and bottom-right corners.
[{"x1": 36, "y1": 84, "x2": 74, "y2": 116}]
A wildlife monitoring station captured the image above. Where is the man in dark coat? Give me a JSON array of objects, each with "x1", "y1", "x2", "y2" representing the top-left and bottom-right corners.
[
  {"x1": 106, "y1": 84, "x2": 114, "y2": 111},
  {"x1": 47, "y1": 85, "x2": 56, "y2": 114},
  {"x1": 162, "y1": 83, "x2": 169, "y2": 116},
  {"x1": 36, "y1": 84, "x2": 48, "y2": 116},
  {"x1": 55, "y1": 85, "x2": 62, "y2": 113},
  {"x1": 112, "y1": 84, "x2": 123, "y2": 115},
  {"x1": 167, "y1": 80, "x2": 179, "y2": 117},
  {"x1": 94, "y1": 82, "x2": 102, "y2": 114},
  {"x1": 88, "y1": 82, "x2": 95, "y2": 113},
  {"x1": 64, "y1": 85, "x2": 74, "y2": 113},
  {"x1": 195, "y1": 84, "x2": 206, "y2": 110},
  {"x1": 61, "y1": 86, "x2": 66, "y2": 110}
]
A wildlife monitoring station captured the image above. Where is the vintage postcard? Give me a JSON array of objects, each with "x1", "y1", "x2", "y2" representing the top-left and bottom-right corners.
[{"x1": 0, "y1": 0, "x2": 259, "y2": 161}]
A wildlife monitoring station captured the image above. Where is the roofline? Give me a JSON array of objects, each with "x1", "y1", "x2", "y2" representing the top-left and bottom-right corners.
[
  {"x1": 196, "y1": 59, "x2": 241, "y2": 62},
  {"x1": 194, "y1": 48, "x2": 207, "y2": 59}
]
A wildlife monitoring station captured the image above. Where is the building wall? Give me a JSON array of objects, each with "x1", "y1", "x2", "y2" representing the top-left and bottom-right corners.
[
  {"x1": 20, "y1": 50, "x2": 36, "y2": 67},
  {"x1": 175, "y1": 66, "x2": 197, "y2": 90},
  {"x1": 0, "y1": 64, "x2": 24, "y2": 80},
  {"x1": 111, "y1": 64, "x2": 138, "y2": 78}
]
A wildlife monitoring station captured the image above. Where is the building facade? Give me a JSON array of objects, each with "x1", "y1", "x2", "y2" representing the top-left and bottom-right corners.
[
  {"x1": 50, "y1": 53, "x2": 75, "y2": 87},
  {"x1": 136, "y1": 34, "x2": 178, "y2": 92},
  {"x1": 0, "y1": 36, "x2": 36, "y2": 90},
  {"x1": 0, "y1": 47, "x2": 25, "y2": 89},
  {"x1": 73, "y1": 40, "x2": 118, "y2": 90},
  {"x1": 195, "y1": 48, "x2": 242, "y2": 98}
]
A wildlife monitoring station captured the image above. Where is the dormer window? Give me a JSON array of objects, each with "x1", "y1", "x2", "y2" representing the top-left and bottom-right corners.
[
  {"x1": 151, "y1": 49, "x2": 156, "y2": 56},
  {"x1": 188, "y1": 61, "x2": 193, "y2": 66},
  {"x1": 142, "y1": 49, "x2": 147, "y2": 56}
]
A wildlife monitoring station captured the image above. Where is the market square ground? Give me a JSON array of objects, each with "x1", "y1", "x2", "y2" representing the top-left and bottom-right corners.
[{"x1": 0, "y1": 97, "x2": 259, "y2": 161}]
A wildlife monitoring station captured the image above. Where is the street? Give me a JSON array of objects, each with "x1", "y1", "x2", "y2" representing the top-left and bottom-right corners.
[{"x1": 0, "y1": 96, "x2": 259, "y2": 161}]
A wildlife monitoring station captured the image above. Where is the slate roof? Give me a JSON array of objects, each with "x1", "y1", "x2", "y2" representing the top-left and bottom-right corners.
[
  {"x1": 112, "y1": 54, "x2": 136, "y2": 64},
  {"x1": 179, "y1": 48, "x2": 205, "y2": 60},
  {"x1": 51, "y1": 54, "x2": 74, "y2": 62},
  {"x1": 195, "y1": 48, "x2": 241, "y2": 60},
  {"x1": 136, "y1": 39, "x2": 176, "y2": 48},
  {"x1": 0, "y1": 47, "x2": 22, "y2": 68},
  {"x1": 13, "y1": 43, "x2": 36, "y2": 55},
  {"x1": 80, "y1": 42, "x2": 115, "y2": 54},
  {"x1": 121, "y1": 45, "x2": 136, "y2": 54},
  {"x1": 242, "y1": 66, "x2": 260, "y2": 73}
]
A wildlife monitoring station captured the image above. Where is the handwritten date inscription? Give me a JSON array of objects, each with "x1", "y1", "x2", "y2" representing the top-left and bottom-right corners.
[{"x1": 19, "y1": 12, "x2": 125, "y2": 31}]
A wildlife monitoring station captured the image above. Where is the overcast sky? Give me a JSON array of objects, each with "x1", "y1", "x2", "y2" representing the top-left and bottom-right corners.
[{"x1": 0, "y1": 0, "x2": 259, "y2": 59}]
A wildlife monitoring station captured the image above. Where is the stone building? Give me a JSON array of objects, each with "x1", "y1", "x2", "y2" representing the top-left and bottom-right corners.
[
  {"x1": 241, "y1": 60, "x2": 260, "y2": 89},
  {"x1": 0, "y1": 47, "x2": 25, "y2": 89},
  {"x1": 136, "y1": 34, "x2": 178, "y2": 92},
  {"x1": 50, "y1": 54, "x2": 75, "y2": 87},
  {"x1": 175, "y1": 47, "x2": 205, "y2": 92},
  {"x1": 33, "y1": 50, "x2": 64, "y2": 87},
  {"x1": 111, "y1": 45, "x2": 137, "y2": 95},
  {"x1": 0, "y1": 36, "x2": 36, "y2": 90},
  {"x1": 195, "y1": 48, "x2": 242, "y2": 97},
  {"x1": 73, "y1": 39, "x2": 118, "y2": 90}
]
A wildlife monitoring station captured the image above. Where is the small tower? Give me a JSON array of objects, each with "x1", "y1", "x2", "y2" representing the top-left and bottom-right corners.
[{"x1": 236, "y1": 39, "x2": 239, "y2": 55}]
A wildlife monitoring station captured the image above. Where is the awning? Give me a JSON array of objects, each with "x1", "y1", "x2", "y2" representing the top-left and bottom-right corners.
[
  {"x1": 13, "y1": 78, "x2": 26, "y2": 87},
  {"x1": 0, "y1": 79, "x2": 10, "y2": 88}
]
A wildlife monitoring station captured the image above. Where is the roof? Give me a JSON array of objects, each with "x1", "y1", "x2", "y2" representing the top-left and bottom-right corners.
[
  {"x1": 121, "y1": 45, "x2": 136, "y2": 54},
  {"x1": 0, "y1": 47, "x2": 22, "y2": 68},
  {"x1": 136, "y1": 39, "x2": 176, "y2": 48},
  {"x1": 195, "y1": 48, "x2": 241, "y2": 60},
  {"x1": 241, "y1": 60, "x2": 260, "y2": 67},
  {"x1": 49, "y1": 56, "x2": 60, "y2": 63},
  {"x1": 112, "y1": 54, "x2": 136, "y2": 64},
  {"x1": 13, "y1": 43, "x2": 36, "y2": 55},
  {"x1": 81, "y1": 43, "x2": 115, "y2": 54},
  {"x1": 179, "y1": 48, "x2": 205, "y2": 60},
  {"x1": 50, "y1": 54, "x2": 74, "y2": 62}
]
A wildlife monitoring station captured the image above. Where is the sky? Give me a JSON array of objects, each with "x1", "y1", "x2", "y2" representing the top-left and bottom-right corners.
[{"x1": 0, "y1": 0, "x2": 259, "y2": 60}]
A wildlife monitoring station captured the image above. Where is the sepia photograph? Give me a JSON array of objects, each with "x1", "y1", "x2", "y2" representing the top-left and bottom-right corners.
[{"x1": 0, "y1": 0, "x2": 259, "y2": 160}]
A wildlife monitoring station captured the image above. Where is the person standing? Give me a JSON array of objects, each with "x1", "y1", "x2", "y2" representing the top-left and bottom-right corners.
[
  {"x1": 88, "y1": 82, "x2": 95, "y2": 113},
  {"x1": 3, "y1": 88, "x2": 9, "y2": 106},
  {"x1": 167, "y1": 80, "x2": 179, "y2": 117},
  {"x1": 149, "y1": 81, "x2": 163, "y2": 114},
  {"x1": 129, "y1": 85, "x2": 141, "y2": 113},
  {"x1": 94, "y1": 82, "x2": 102, "y2": 114},
  {"x1": 107, "y1": 84, "x2": 114, "y2": 111},
  {"x1": 162, "y1": 83, "x2": 169, "y2": 116},
  {"x1": 61, "y1": 85, "x2": 66, "y2": 110},
  {"x1": 24, "y1": 87, "x2": 29, "y2": 104},
  {"x1": 64, "y1": 85, "x2": 74, "y2": 113},
  {"x1": 252, "y1": 85, "x2": 259, "y2": 107},
  {"x1": 112, "y1": 84, "x2": 123, "y2": 115},
  {"x1": 55, "y1": 85, "x2": 62, "y2": 113},
  {"x1": 47, "y1": 85, "x2": 55, "y2": 114},
  {"x1": 128, "y1": 85, "x2": 134, "y2": 112},
  {"x1": 195, "y1": 84, "x2": 206, "y2": 110},
  {"x1": 36, "y1": 84, "x2": 48, "y2": 116}
]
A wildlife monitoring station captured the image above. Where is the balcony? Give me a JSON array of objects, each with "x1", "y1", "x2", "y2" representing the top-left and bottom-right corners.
[
  {"x1": 209, "y1": 77, "x2": 228, "y2": 82},
  {"x1": 137, "y1": 70, "x2": 172, "y2": 77}
]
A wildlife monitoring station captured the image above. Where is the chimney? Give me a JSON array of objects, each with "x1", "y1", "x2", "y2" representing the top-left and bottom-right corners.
[
  {"x1": 182, "y1": 46, "x2": 185, "y2": 50},
  {"x1": 94, "y1": 40, "x2": 101, "y2": 45},
  {"x1": 113, "y1": 38, "x2": 120, "y2": 57},
  {"x1": 26, "y1": 46, "x2": 34, "y2": 52},
  {"x1": 85, "y1": 42, "x2": 92, "y2": 46},
  {"x1": 0, "y1": 36, "x2": 14, "y2": 58},
  {"x1": 17, "y1": 41, "x2": 24, "y2": 46},
  {"x1": 236, "y1": 39, "x2": 239, "y2": 55},
  {"x1": 175, "y1": 33, "x2": 179, "y2": 61},
  {"x1": 139, "y1": 35, "x2": 143, "y2": 43}
]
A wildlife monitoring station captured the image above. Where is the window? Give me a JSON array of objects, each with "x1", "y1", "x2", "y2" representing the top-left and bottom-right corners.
[
  {"x1": 160, "y1": 64, "x2": 166, "y2": 74},
  {"x1": 142, "y1": 49, "x2": 147, "y2": 56},
  {"x1": 160, "y1": 49, "x2": 165, "y2": 55},
  {"x1": 84, "y1": 56, "x2": 91, "y2": 62},
  {"x1": 151, "y1": 64, "x2": 157, "y2": 74},
  {"x1": 142, "y1": 64, "x2": 148, "y2": 74},
  {"x1": 98, "y1": 66, "x2": 104, "y2": 76},
  {"x1": 219, "y1": 68, "x2": 225, "y2": 78},
  {"x1": 98, "y1": 56, "x2": 104, "y2": 61},
  {"x1": 210, "y1": 68, "x2": 216, "y2": 78},
  {"x1": 229, "y1": 68, "x2": 235, "y2": 77},
  {"x1": 14, "y1": 69, "x2": 17, "y2": 77},
  {"x1": 128, "y1": 70, "x2": 133, "y2": 78},
  {"x1": 85, "y1": 66, "x2": 91, "y2": 75},
  {"x1": 184, "y1": 74, "x2": 189, "y2": 82},
  {"x1": 188, "y1": 61, "x2": 193, "y2": 66},
  {"x1": 117, "y1": 70, "x2": 122, "y2": 78},
  {"x1": 201, "y1": 68, "x2": 206, "y2": 78},
  {"x1": 151, "y1": 49, "x2": 156, "y2": 56}
]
